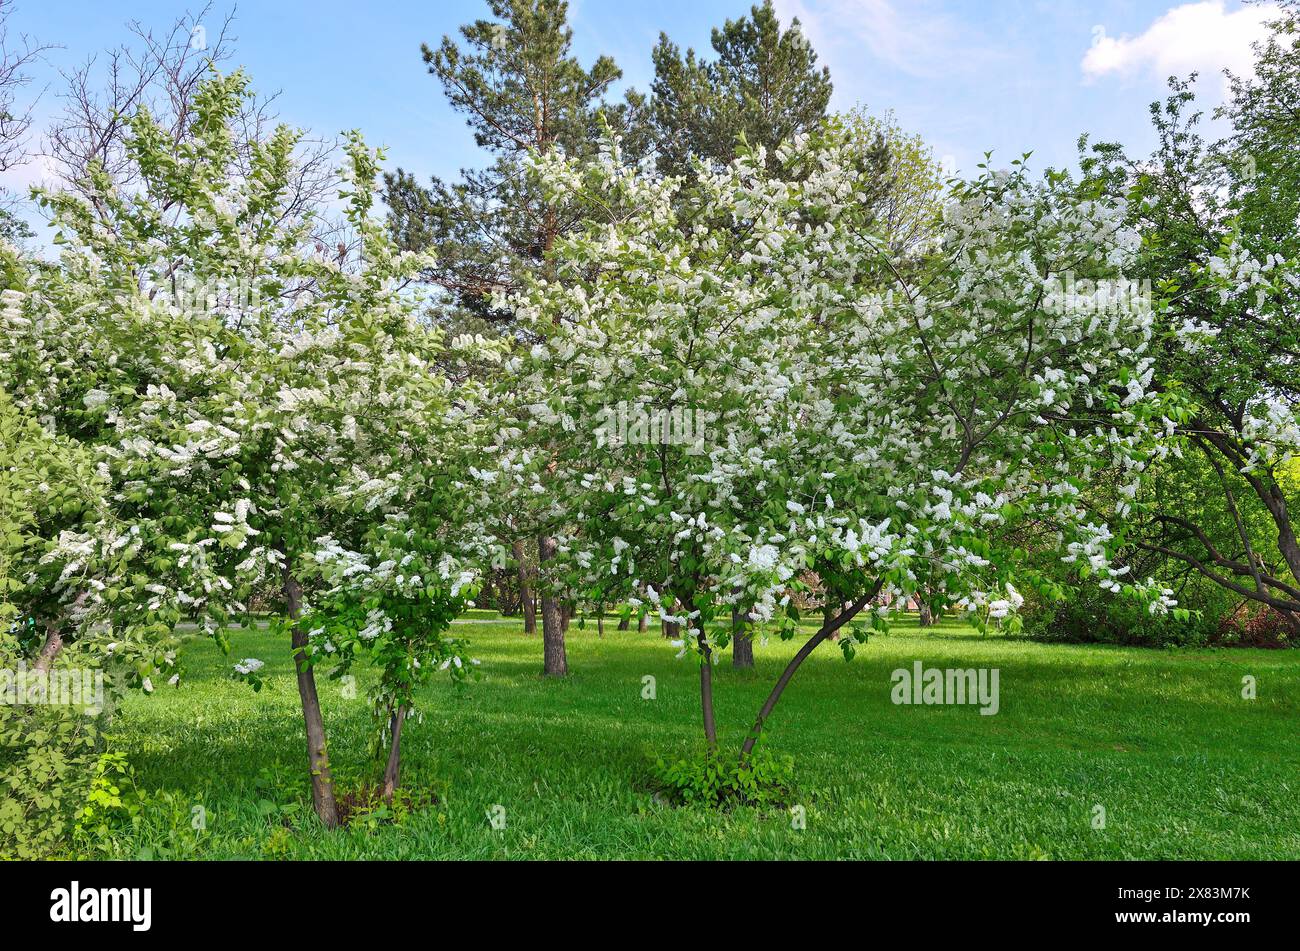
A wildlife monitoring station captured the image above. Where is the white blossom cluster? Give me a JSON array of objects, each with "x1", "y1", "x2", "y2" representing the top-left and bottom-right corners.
[{"x1": 496, "y1": 121, "x2": 1176, "y2": 649}]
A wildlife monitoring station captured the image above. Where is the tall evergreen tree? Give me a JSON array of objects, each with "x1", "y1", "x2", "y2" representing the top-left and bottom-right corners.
[
  {"x1": 385, "y1": 0, "x2": 647, "y2": 675},
  {"x1": 649, "y1": 0, "x2": 833, "y2": 175},
  {"x1": 383, "y1": 0, "x2": 646, "y2": 324}
]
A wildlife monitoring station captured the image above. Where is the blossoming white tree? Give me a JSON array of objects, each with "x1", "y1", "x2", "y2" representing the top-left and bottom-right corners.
[
  {"x1": 1, "y1": 71, "x2": 497, "y2": 824},
  {"x1": 499, "y1": 122, "x2": 1176, "y2": 770}
]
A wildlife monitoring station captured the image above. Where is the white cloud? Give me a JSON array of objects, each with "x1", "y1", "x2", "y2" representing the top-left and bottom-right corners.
[
  {"x1": 774, "y1": 0, "x2": 1004, "y2": 81},
  {"x1": 1082, "y1": 1, "x2": 1276, "y2": 87}
]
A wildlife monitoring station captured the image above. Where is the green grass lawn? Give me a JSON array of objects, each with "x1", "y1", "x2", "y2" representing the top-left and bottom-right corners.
[{"x1": 111, "y1": 614, "x2": 1300, "y2": 859}]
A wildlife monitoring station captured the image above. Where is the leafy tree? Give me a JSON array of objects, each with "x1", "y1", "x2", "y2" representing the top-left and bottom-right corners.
[
  {"x1": 385, "y1": 0, "x2": 650, "y2": 673},
  {"x1": 2, "y1": 71, "x2": 497, "y2": 824},
  {"x1": 1078, "y1": 4, "x2": 1300, "y2": 636},
  {"x1": 499, "y1": 124, "x2": 1176, "y2": 771},
  {"x1": 0, "y1": 390, "x2": 116, "y2": 859},
  {"x1": 649, "y1": 0, "x2": 833, "y2": 176}
]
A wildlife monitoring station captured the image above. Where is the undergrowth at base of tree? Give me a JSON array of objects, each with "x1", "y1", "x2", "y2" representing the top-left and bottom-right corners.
[
  {"x1": 649, "y1": 748, "x2": 796, "y2": 809},
  {"x1": 336, "y1": 785, "x2": 439, "y2": 830}
]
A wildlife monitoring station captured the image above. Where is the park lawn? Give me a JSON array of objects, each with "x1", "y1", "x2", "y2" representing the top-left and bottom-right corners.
[{"x1": 110, "y1": 614, "x2": 1300, "y2": 860}]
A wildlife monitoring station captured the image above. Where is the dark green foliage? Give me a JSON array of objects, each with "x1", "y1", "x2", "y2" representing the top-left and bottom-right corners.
[
  {"x1": 649, "y1": 1, "x2": 833, "y2": 175},
  {"x1": 650, "y1": 747, "x2": 795, "y2": 808},
  {"x1": 0, "y1": 700, "x2": 105, "y2": 858},
  {"x1": 1022, "y1": 589, "x2": 1220, "y2": 649},
  {"x1": 383, "y1": 0, "x2": 647, "y2": 321}
]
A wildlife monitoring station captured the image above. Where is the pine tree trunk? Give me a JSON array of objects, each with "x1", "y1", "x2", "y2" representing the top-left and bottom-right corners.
[
  {"x1": 732, "y1": 605, "x2": 754, "y2": 669},
  {"x1": 283, "y1": 567, "x2": 340, "y2": 828},
  {"x1": 538, "y1": 534, "x2": 568, "y2": 676},
  {"x1": 514, "y1": 539, "x2": 536, "y2": 634}
]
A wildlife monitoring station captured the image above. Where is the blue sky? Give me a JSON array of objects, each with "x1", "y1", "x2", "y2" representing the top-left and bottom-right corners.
[{"x1": 0, "y1": 0, "x2": 1277, "y2": 221}]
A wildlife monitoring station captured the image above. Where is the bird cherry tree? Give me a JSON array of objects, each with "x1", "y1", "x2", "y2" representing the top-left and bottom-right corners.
[
  {"x1": 498, "y1": 122, "x2": 1180, "y2": 774},
  {"x1": 1, "y1": 71, "x2": 498, "y2": 824}
]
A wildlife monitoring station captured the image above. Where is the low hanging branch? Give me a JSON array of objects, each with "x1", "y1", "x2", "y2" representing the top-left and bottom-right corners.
[{"x1": 739, "y1": 580, "x2": 884, "y2": 763}]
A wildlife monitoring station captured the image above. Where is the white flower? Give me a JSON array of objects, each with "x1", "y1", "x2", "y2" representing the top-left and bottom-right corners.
[{"x1": 234, "y1": 658, "x2": 265, "y2": 675}]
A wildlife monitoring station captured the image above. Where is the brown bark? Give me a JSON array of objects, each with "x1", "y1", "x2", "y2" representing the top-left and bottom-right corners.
[
  {"x1": 283, "y1": 567, "x2": 340, "y2": 828},
  {"x1": 739, "y1": 581, "x2": 883, "y2": 762},
  {"x1": 538, "y1": 534, "x2": 568, "y2": 676},
  {"x1": 731, "y1": 605, "x2": 753, "y2": 669},
  {"x1": 637, "y1": 611, "x2": 647, "y2": 632},
  {"x1": 699, "y1": 636, "x2": 718, "y2": 751},
  {"x1": 31, "y1": 592, "x2": 88, "y2": 673},
  {"x1": 32, "y1": 624, "x2": 63, "y2": 675},
  {"x1": 919, "y1": 601, "x2": 934, "y2": 627},
  {"x1": 823, "y1": 599, "x2": 840, "y2": 641},
  {"x1": 380, "y1": 705, "x2": 406, "y2": 803},
  {"x1": 513, "y1": 539, "x2": 536, "y2": 634},
  {"x1": 617, "y1": 612, "x2": 630, "y2": 631}
]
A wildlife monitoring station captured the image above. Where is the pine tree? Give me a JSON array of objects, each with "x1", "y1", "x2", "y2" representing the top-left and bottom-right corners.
[
  {"x1": 649, "y1": 0, "x2": 833, "y2": 175},
  {"x1": 383, "y1": 0, "x2": 646, "y2": 324}
]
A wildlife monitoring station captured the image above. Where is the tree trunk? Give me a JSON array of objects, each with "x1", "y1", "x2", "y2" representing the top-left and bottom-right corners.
[
  {"x1": 823, "y1": 599, "x2": 839, "y2": 641},
  {"x1": 700, "y1": 649, "x2": 717, "y2": 751},
  {"x1": 637, "y1": 611, "x2": 647, "y2": 632},
  {"x1": 538, "y1": 534, "x2": 568, "y2": 676},
  {"x1": 919, "y1": 601, "x2": 934, "y2": 627},
  {"x1": 32, "y1": 623, "x2": 63, "y2": 674},
  {"x1": 662, "y1": 594, "x2": 681, "y2": 639},
  {"x1": 617, "y1": 612, "x2": 630, "y2": 631},
  {"x1": 32, "y1": 592, "x2": 87, "y2": 673},
  {"x1": 380, "y1": 705, "x2": 406, "y2": 803},
  {"x1": 731, "y1": 605, "x2": 753, "y2": 669},
  {"x1": 596, "y1": 608, "x2": 604, "y2": 638},
  {"x1": 283, "y1": 567, "x2": 340, "y2": 828},
  {"x1": 739, "y1": 581, "x2": 882, "y2": 763},
  {"x1": 514, "y1": 539, "x2": 536, "y2": 634}
]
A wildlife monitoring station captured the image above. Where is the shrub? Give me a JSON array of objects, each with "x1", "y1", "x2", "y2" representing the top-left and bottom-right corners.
[
  {"x1": 1022, "y1": 589, "x2": 1219, "y2": 648},
  {"x1": 650, "y1": 748, "x2": 795, "y2": 808},
  {"x1": 0, "y1": 699, "x2": 104, "y2": 858},
  {"x1": 1218, "y1": 603, "x2": 1293, "y2": 649}
]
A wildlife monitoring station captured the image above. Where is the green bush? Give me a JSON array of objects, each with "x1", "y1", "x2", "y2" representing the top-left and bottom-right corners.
[
  {"x1": 650, "y1": 747, "x2": 795, "y2": 808},
  {"x1": 0, "y1": 697, "x2": 105, "y2": 858},
  {"x1": 1023, "y1": 589, "x2": 1219, "y2": 648}
]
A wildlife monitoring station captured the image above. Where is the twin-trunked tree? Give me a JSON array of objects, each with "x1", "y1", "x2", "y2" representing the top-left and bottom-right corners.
[
  {"x1": 498, "y1": 123, "x2": 1181, "y2": 769},
  {"x1": 1, "y1": 73, "x2": 497, "y2": 826}
]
